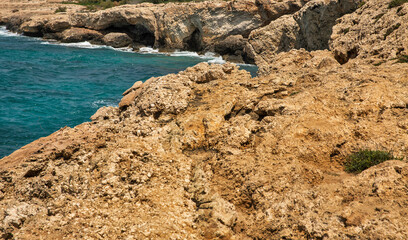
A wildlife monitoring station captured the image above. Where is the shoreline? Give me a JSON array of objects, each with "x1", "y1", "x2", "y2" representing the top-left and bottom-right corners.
[
  {"x1": 0, "y1": 25, "x2": 256, "y2": 159},
  {"x1": 1, "y1": 25, "x2": 258, "y2": 68}
]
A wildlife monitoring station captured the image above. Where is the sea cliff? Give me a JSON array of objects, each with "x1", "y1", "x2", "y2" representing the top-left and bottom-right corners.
[{"x1": 1, "y1": 0, "x2": 408, "y2": 239}]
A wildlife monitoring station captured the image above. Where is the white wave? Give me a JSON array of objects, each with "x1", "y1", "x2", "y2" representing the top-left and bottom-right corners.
[
  {"x1": 192, "y1": 51, "x2": 226, "y2": 64},
  {"x1": 0, "y1": 26, "x2": 21, "y2": 37},
  {"x1": 115, "y1": 47, "x2": 133, "y2": 52},
  {"x1": 207, "y1": 56, "x2": 226, "y2": 64},
  {"x1": 137, "y1": 48, "x2": 226, "y2": 64},
  {"x1": 170, "y1": 50, "x2": 200, "y2": 57},
  {"x1": 237, "y1": 63, "x2": 257, "y2": 67},
  {"x1": 59, "y1": 41, "x2": 113, "y2": 49},
  {"x1": 91, "y1": 99, "x2": 117, "y2": 108},
  {"x1": 42, "y1": 40, "x2": 133, "y2": 53},
  {"x1": 139, "y1": 47, "x2": 162, "y2": 54}
]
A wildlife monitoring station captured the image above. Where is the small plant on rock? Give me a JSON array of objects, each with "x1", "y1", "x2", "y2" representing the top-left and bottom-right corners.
[{"x1": 344, "y1": 150, "x2": 400, "y2": 173}]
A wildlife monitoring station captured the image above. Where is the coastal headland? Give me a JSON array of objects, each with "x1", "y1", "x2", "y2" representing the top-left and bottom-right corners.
[{"x1": 1, "y1": 0, "x2": 408, "y2": 239}]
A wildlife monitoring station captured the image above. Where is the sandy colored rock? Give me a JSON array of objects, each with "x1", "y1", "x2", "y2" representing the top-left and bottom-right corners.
[
  {"x1": 102, "y1": 32, "x2": 132, "y2": 48},
  {"x1": 245, "y1": 14, "x2": 300, "y2": 67},
  {"x1": 3, "y1": 0, "x2": 311, "y2": 56},
  {"x1": 118, "y1": 89, "x2": 140, "y2": 109},
  {"x1": 246, "y1": 0, "x2": 361, "y2": 72},
  {"x1": 61, "y1": 27, "x2": 102, "y2": 43},
  {"x1": 90, "y1": 106, "x2": 119, "y2": 121},
  {"x1": 2, "y1": 55, "x2": 408, "y2": 238},
  {"x1": 122, "y1": 80, "x2": 143, "y2": 96},
  {"x1": 330, "y1": 0, "x2": 408, "y2": 63},
  {"x1": 2, "y1": 0, "x2": 408, "y2": 239}
]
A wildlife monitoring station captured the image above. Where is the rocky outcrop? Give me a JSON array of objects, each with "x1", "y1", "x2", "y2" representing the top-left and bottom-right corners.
[
  {"x1": 0, "y1": 0, "x2": 82, "y2": 34},
  {"x1": 2, "y1": 0, "x2": 312, "y2": 61},
  {"x1": 330, "y1": 0, "x2": 408, "y2": 63},
  {"x1": 102, "y1": 32, "x2": 132, "y2": 48},
  {"x1": 60, "y1": 27, "x2": 103, "y2": 43},
  {"x1": 2, "y1": 0, "x2": 408, "y2": 239},
  {"x1": 69, "y1": 1, "x2": 261, "y2": 51},
  {"x1": 2, "y1": 53, "x2": 408, "y2": 238},
  {"x1": 245, "y1": 0, "x2": 361, "y2": 72}
]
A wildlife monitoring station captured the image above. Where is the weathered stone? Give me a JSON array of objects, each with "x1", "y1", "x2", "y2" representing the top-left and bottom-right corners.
[
  {"x1": 118, "y1": 90, "x2": 139, "y2": 109},
  {"x1": 330, "y1": 0, "x2": 408, "y2": 63},
  {"x1": 90, "y1": 106, "x2": 118, "y2": 121},
  {"x1": 214, "y1": 35, "x2": 245, "y2": 55},
  {"x1": 102, "y1": 32, "x2": 132, "y2": 48},
  {"x1": 246, "y1": 0, "x2": 361, "y2": 73},
  {"x1": 61, "y1": 27, "x2": 102, "y2": 43},
  {"x1": 122, "y1": 81, "x2": 143, "y2": 96},
  {"x1": 1, "y1": 0, "x2": 408, "y2": 239}
]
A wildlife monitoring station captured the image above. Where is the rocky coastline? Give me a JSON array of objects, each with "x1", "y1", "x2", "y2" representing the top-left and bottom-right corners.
[
  {"x1": 0, "y1": 0, "x2": 362, "y2": 63},
  {"x1": 1, "y1": 0, "x2": 408, "y2": 239}
]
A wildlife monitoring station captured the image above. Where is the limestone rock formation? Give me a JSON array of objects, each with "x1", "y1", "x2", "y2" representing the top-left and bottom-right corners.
[
  {"x1": 69, "y1": 0, "x2": 267, "y2": 51},
  {"x1": 2, "y1": 0, "x2": 408, "y2": 239},
  {"x1": 61, "y1": 27, "x2": 103, "y2": 43},
  {"x1": 2, "y1": 0, "x2": 312, "y2": 61},
  {"x1": 246, "y1": 0, "x2": 362, "y2": 72},
  {"x1": 2, "y1": 55, "x2": 408, "y2": 239},
  {"x1": 330, "y1": 0, "x2": 408, "y2": 63},
  {"x1": 102, "y1": 32, "x2": 132, "y2": 48}
]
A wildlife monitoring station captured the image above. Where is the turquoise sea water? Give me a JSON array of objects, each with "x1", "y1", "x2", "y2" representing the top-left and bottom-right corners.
[{"x1": 0, "y1": 27, "x2": 257, "y2": 158}]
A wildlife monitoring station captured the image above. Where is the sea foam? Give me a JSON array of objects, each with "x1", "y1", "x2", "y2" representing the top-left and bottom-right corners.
[
  {"x1": 41, "y1": 41, "x2": 133, "y2": 53},
  {"x1": 0, "y1": 26, "x2": 21, "y2": 37}
]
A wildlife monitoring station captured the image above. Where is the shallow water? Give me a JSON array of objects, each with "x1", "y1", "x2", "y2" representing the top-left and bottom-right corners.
[{"x1": 0, "y1": 27, "x2": 257, "y2": 158}]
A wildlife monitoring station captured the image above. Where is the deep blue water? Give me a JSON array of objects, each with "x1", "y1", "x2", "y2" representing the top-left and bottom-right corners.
[{"x1": 0, "y1": 27, "x2": 257, "y2": 158}]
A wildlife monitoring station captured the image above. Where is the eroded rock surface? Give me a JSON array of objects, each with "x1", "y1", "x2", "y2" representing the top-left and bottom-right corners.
[
  {"x1": 102, "y1": 32, "x2": 132, "y2": 48},
  {"x1": 330, "y1": 0, "x2": 408, "y2": 63},
  {"x1": 2, "y1": 0, "x2": 408, "y2": 239},
  {"x1": 1, "y1": 56, "x2": 408, "y2": 239},
  {"x1": 246, "y1": 0, "x2": 362, "y2": 73},
  {"x1": 1, "y1": 0, "x2": 312, "y2": 61}
]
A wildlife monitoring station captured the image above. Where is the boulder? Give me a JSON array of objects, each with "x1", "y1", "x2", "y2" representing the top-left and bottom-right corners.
[
  {"x1": 44, "y1": 16, "x2": 71, "y2": 33},
  {"x1": 214, "y1": 35, "x2": 245, "y2": 55},
  {"x1": 122, "y1": 81, "x2": 143, "y2": 96},
  {"x1": 61, "y1": 27, "x2": 103, "y2": 43},
  {"x1": 119, "y1": 90, "x2": 140, "y2": 109},
  {"x1": 102, "y1": 32, "x2": 132, "y2": 48}
]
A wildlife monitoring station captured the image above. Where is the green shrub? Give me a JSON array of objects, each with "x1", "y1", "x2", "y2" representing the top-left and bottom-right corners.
[
  {"x1": 389, "y1": 0, "x2": 408, "y2": 8},
  {"x1": 358, "y1": 1, "x2": 366, "y2": 8},
  {"x1": 344, "y1": 150, "x2": 399, "y2": 173},
  {"x1": 55, "y1": 6, "x2": 67, "y2": 13}
]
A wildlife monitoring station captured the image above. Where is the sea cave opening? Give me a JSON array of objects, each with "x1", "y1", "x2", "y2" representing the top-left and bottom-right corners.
[
  {"x1": 107, "y1": 24, "x2": 155, "y2": 47},
  {"x1": 183, "y1": 28, "x2": 203, "y2": 52}
]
